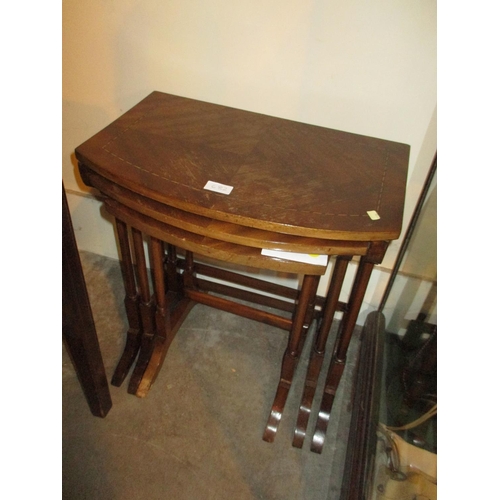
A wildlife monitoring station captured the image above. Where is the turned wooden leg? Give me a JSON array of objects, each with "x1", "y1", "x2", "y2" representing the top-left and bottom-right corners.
[
  {"x1": 292, "y1": 256, "x2": 351, "y2": 448},
  {"x1": 263, "y1": 274, "x2": 320, "y2": 443},
  {"x1": 134, "y1": 237, "x2": 169, "y2": 397},
  {"x1": 151, "y1": 238, "x2": 168, "y2": 338},
  {"x1": 183, "y1": 251, "x2": 196, "y2": 289},
  {"x1": 111, "y1": 219, "x2": 143, "y2": 387},
  {"x1": 134, "y1": 240, "x2": 195, "y2": 398},
  {"x1": 128, "y1": 228, "x2": 157, "y2": 395},
  {"x1": 311, "y1": 257, "x2": 376, "y2": 453},
  {"x1": 165, "y1": 244, "x2": 181, "y2": 293}
]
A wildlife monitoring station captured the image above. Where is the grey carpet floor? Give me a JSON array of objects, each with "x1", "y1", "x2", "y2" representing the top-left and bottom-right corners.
[{"x1": 62, "y1": 251, "x2": 362, "y2": 500}]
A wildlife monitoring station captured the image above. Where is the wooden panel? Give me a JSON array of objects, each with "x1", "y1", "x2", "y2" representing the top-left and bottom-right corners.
[{"x1": 62, "y1": 185, "x2": 112, "y2": 417}]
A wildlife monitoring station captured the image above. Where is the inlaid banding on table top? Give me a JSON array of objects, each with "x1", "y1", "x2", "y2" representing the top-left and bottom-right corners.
[
  {"x1": 81, "y1": 165, "x2": 370, "y2": 256},
  {"x1": 99, "y1": 111, "x2": 388, "y2": 217},
  {"x1": 104, "y1": 198, "x2": 329, "y2": 276},
  {"x1": 75, "y1": 92, "x2": 409, "y2": 240}
]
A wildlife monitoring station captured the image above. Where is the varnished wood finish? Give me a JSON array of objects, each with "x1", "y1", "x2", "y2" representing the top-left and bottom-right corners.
[
  {"x1": 76, "y1": 92, "x2": 408, "y2": 241},
  {"x1": 151, "y1": 237, "x2": 168, "y2": 340},
  {"x1": 80, "y1": 166, "x2": 371, "y2": 257},
  {"x1": 127, "y1": 228, "x2": 157, "y2": 395},
  {"x1": 293, "y1": 256, "x2": 351, "y2": 448},
  {"x1": 263, "y1": 275, "x2": 320, "y2": 443},
  {"x1": 185, "y1": 288, "x2": 293, "y2": 331},
  {"x1": 111, "y1": 218, "x2": 142, "y2": 387},
  {"x1": 196, "y1": 278, "x2": 296, "y2": 314},
  {"x1": 104, "y1": 197, "x2": 329, "y2": 276},
  {"x1": 165, "y1": 244, "x2": 181, "y2": 293},
  {"x1": 75, "y1": 91, "x2": 409, "y2": 446},
  {"x1": 311, "y1": 242, "x2": 389, "y2": 454},
  {"x1": 193, "y1": 262, "x2": 300, "y2": 302},
  {"x1": 135, "y1": 296, "x2": 195, "y2": 398},
  {"x1": 62, "y1": 185, "x2": 112, "y2": 417}
]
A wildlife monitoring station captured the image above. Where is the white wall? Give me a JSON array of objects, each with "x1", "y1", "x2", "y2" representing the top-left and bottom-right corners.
[{"x1": 63, "y1": 0, "x2": 437, "y2": 326}]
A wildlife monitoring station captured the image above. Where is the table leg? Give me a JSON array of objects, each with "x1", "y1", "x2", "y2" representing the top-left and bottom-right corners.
[
  {"x1": 111, "y1": 219, "x2": 143, "y2": 387},
  {"x1": 132, "y1": 239, "x2": 196, "y2": 398},
  {"x1": 292, "y1": 256, "x2": 351, "y2": 448},
  {"x1": 135, "y1": 238, "x2": 172, "y2": 397},
  {"x1": 127, "y1": 228, "x2": 158, "y2": 395},
  {"x1": 182, "y1": 251, "x2": 196, "y2": 289},
  {"x1": 310, "y1": 242, "x2": 387, "y2": 453},
  {"x1": 165, "y1": 244, "x2": 181, "y2": 293},
  {"x1": 263, "y1": 274, "x2": 320, "y2": 443}
]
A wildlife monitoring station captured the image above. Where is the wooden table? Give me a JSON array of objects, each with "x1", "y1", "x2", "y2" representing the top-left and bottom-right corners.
[{"x1": 75, "y1": 91, "x2": 409, "y2": 452}]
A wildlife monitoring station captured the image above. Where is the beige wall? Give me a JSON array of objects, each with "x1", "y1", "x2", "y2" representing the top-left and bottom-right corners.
[{"x1": 63, "y1": 0, "x2": 437, "y2": 326}]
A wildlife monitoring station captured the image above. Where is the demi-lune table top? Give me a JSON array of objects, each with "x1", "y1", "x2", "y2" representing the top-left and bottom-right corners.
[{"x1": 75, "y1": 91, "x2": 409, "y2": 242}]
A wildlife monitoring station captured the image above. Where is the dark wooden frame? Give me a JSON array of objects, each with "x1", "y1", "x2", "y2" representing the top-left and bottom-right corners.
[
  {"x1": 339, "y1": 311, "x2": 385, "y2": 499},
  {"x1": 62, "y1": 185, "x2": 112, "y2": 417}
]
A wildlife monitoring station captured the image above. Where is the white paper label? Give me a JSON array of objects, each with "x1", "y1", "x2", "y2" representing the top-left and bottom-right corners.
[
  {"x1": 204, "y1": 181, "x2": 233, "y2": 195},
  {"x1": 367, "y1": 210, "x2": 380, "y2": 220},
  {"x1": 261, "y1": 249, "x2": 328, "y2": 266}
]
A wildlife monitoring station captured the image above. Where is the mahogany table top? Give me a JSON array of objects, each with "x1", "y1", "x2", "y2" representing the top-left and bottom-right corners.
[{"x1": 76, "y1": 91, "x2": 409, "y2": 242}]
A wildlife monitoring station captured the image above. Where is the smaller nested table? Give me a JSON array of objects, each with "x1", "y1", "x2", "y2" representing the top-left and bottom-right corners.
[{"x1": 75, "y1": 91, "x2": 409, "y2": 452}]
